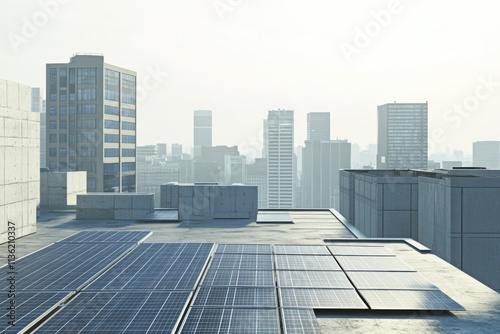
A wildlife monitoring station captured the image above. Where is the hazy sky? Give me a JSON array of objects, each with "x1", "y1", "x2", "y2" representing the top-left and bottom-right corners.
[{"x1": 2, "y1": 0, "x2": 500, "y2": 159}]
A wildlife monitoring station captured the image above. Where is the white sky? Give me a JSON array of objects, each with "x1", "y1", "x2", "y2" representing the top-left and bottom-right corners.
[{"x1": 1, "y1": 0, "x2": 500, "y2": 159}]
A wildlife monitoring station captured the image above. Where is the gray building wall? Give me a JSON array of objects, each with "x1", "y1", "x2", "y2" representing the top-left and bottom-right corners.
[
  {"x1": 0, "y1": 79, "x2": 39, "y2": 242},
  {"x1": 40, "y1": 171, "x2": 87, "y2": 209}
]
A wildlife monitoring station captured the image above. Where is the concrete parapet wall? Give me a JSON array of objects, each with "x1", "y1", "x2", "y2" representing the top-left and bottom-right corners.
[
  {"x1": 76, "y1": 193, "x2": 154, "y2": 220},
  {"x1": 160, "y1": 183, "x2": 257, "y2": 220},
  {"x1": 40, "y1": 171, "x2": 87, "y2": 209}
]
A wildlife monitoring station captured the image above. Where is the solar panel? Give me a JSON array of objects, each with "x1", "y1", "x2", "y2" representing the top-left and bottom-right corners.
[
  {"x1": 281, "y1": 308, "x2": 321, "y2": 334},
  {"x1": 0, "y1": 292, "x2": 69, "y2": 333},
  {"x1": 279, "y1": 288, "x2": 368, "y2": 309},
  {"x1": 36, "y1": 291, "x2": 192, "y2": 333},
  {"x1": 201, "y1": 269, "x2": 275, "y2": 287},
  {"x1": 216, "y1": 244, "x2": 272, "y2": 254},
  {"x1": 277, "y1": 271, "x2": 354, "y2": 289},
  {"x1": 192, "y1": 287, "x2": 277, "y2": 307},
  {"x1": 87, "y1": 243, "x2": 213, "y2": 291},
  {"x1": 347, "y1": 272, "x2": 439, "y2": 290},
  {"x1": 180, "y1": 308, "x2": 281, "y2": 333},
  {"x1": 328, "y1": 245, "x2": 395, "y2": 256},
  {"x1": 256, "y1": 212, "x2": 293, "y2": 223},
  {"x1": 274, "y1": 245, "x2": 331, "y2": 255},
  {"x1": 1, "y1": 243, "x2": 133, "y2": 291},
  {"x1": 359, "y1": 290, "x2": 465, "y2": 311},
  {"x1": 274, "y1": 255, "x2": 342, "y2": 271},
  {"x1": 57, "y1": 230, "x2": 152, "y2": 243},
  {"x1": 335, "y1": 256, "x2": 415, "y2": 272},
  {"x1": 209, "y1": 254, "x2": 274, "y2": 270}
]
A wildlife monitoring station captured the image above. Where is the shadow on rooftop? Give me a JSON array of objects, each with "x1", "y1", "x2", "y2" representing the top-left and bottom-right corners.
[
  {"x1": 315, "y1": 309, "x2": 458, "y2": 320},
  {"x1": 177, "y1": 218, "x2": 256, "y2": 228}
]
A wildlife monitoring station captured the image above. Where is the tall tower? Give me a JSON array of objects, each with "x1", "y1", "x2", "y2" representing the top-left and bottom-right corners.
[
  {"x1": 265, "y1": 109, "x2": 294, "y2": 208},
  {"x1": 193, "y1": 110, "x2": 212, "y2": 159},
  {"x1": 377, "y1": 102, "x2": 428, "y2": 169},
  {"x1": 307, "y1": 112, "x2": 330, "y2": 141},
  {"x1": 46, "y1": 54, "x2": 137, "y2": 192}
]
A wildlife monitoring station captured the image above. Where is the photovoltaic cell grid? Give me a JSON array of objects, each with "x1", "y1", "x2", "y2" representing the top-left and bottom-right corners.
[
  {"x1": 56, "y1": 230, "x2": 152, "y2": 243},
  {"x1": 328, "y1": 245, "x2": 395, "y2": 256},
  {"x1": 209, "y1": 253, "x2": 274, "y2": 270},
  {"x1": 347, "y1": 271, "x2": 439, "y2": 290},
  {"x1": 0, "y1": 292, "x2": 69, "y2": 334},
  {"x1": 201, "y1": 269, "x2": 275, "y2": 287},
  {"x1": 180, "y1": 308, "x2": 281, "y2": 334},
  {"x1": 87, "y1": 243, "x2": 214, "y2": 291},
  {"x1": 35, "y1": 291, "x2": 192, "y2": 333},
  {"x1": 277, "y1": 271, "x2": 354, "y2": 289},
  {"x1": 281, "y1": 309, "x2": 321, "y2": 334},
  {"x1": 192, "y1": 287, "x2": 277, "y2": 307},
  {"x1": 1, "y1": 243, "x2": 133, "y2": 291},
  {"x1": 359, "y1": 290, "x2": 465, "y2": 311},
  {"x1": 279, "y1": 288, "x2": 368, "y2": 309},
  {"x1": 274, "y1": 244, "x2": 331, "y2": 255},
  {"x1": 215, "y1": 244, "x2": 272, "y2": 254},
  {"x1": 274, "y1": 255, "x2": 342, "y2": 271},
  {"x1": 335, "y1": 256, "x2": 415, "y2": 272}
]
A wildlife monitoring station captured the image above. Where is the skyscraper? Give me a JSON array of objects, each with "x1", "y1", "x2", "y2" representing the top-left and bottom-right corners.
[
  {"x1": 193, "y1": 110, "x2": 212, "y2": 158},
  {"x1": 307, "y1": 112, "x2": 330, "y2": 141},
  {"x1": 46, "y1": 54, "x2": 137, "y2": 192},
  {"x1": 265, "y1": 110, "x2": 294, "y2": 208},
  {"x1": 171, "y1": 143, "x2": 183, "y2": 161},
  {"x1": 473, "y1": 141, "x2": 500, "y2": 169},
  {"x1": 377, "y1": 102, "x2": 428, "y2": 169}
]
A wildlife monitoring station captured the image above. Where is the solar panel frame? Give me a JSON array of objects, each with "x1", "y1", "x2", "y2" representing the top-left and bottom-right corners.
[
  {"x1": 86, "y1": 243, "x2": 214, "y2": 291},
  {"x1": 281, "y1": 308, "x2": 321, "y2": 334},
  {"x1": 0, "y1": 243, "x2": 135, "y2": 291},
  {"x1": 192, "y1": 287, "x2": 278, "y2": 307},
  {"x1": 0, "y1": 292, "x2": 70, "y2": 334},
  {"x1": 56, "y1": 230, "x2": 152, "y2": 243},
  {"x1": 274, "y1": 255, "x2": 342, "y2": 271},
  {"x1": 179, "y1": 307, "x2": 281, "y2": 334},
  {"x1": 346, "y1": 271, "x2": 439, "y2": 290},
  {"x1": 359, "y1": 289, "x2": 465, "y2": 311},
  {"x1": 274, "y1": 245, "x2": 332, "y2": 255},
  {"x1": 215, "y1": 244, "x2": 273, "y2": 254},
  {"x1": 335, "y1": 256, "x2": 416, "y2": 272},
  {"x1": 35, "y1": 291, "x2": 193, "y2": 333},
  {"x1": 209, "y1": 253, "x2": 274, "y2": 270},
  {"x1": 279, "y1": 288, "x2": 368, "y2": 309},
  {"x1": 277, "y1": 271, "x2": 354, "y2": 289},
  {"x1": 200, "y1": 269, "x2": 276, "y2": 287},
  {"x1": 328, "y1": 245, "x2": 395, "y2": 256}
]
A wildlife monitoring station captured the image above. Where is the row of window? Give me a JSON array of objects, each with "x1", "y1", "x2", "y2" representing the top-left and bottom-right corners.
[
  {"x1": 104, "y1": 106, "x2": 136, "y2": 117},
  {"x1": 104, "y1": 162, "x2": 136, "y2": 173},
  {"x1": 104, "y1": 134, "x2": 136, "y2": 143},
  {"x1": 104, "y1": 148, "x2": 136, "y2": 157}
]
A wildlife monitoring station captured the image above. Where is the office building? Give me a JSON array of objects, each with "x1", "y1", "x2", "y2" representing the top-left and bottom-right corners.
[
  {"x1": 137, "y1": 160, "x2": 179, "y2": 207},
  {"x1": 1, "y1": 79, "x2": 39, "y2": 242},
  {"x1": 302, "y1": 139, "x2": 351, "y2": 209},
  {"x1": 224, "y1": 155, "x2": 246, "y2": 184},
  {"x1": 171, "y1": 143, "x2": 183, "y2": 161},
  {"x1": 377, "y1": 102, "x2": 428, "y2": 169},
  {"x1": 265, "y1": 110, "x2": 294, "y2": 208},
  {"x1": 32, "y1": 87, "x2": 46, "y2": 167},
  {"x1": 245, "y1": 158, "x2": 267, "y2": 209},
  {"x1": 307, "y1": 112, "x2": 330, "y2": 141},
  {"x1": 473, "y1": 141, "x2": 500, "y2": 168},
  {"x1": 46, "y1": 54, "x2": 137, "y2": 192},
  {"x1": 193, "y1": 110, "x2": 212, "y2": 158}
]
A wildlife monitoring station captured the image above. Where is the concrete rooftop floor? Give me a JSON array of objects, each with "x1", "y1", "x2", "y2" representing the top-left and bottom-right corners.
[{"x1": 2, "y1": 210, "x2": 500, "y2": 333}]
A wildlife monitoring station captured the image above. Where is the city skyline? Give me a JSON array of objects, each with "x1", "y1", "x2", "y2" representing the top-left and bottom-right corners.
[{"x1": 2, "y1": 1, "x2": 500, "y2": 158}]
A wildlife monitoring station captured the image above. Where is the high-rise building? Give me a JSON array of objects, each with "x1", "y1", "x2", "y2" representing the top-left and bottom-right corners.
[
  {"x1": 302, "y1": 140, "x2": 351, "y2": 209},
  {"x1": 32, "y1": 88, "x2": 46, "y2": 168},
  {"x1": 157, "y1": 143, "x2": 167, "y2": 159},
  {"x1": 171, "y1": 143, "x2": 183, "y2": 161},
  {"x1": 245, "y1": 158, "x2": 267, "y2": 209},
  {"x1": 377, "y1": 102, "x2": 428, "y2": 169},
  {"x1": 473, "y1": 141, "x2": 500, "y2": 169},
  {"x1": 46, "y1": 54, "x2": 137, "y2": 192},
  {"x1": 224, "y1": 155, "x2": 246, "y2": 184},
  {"x1": 265, "y1": 110, "x2": 294, "y2": 208},
  {"x1": 307, "y1": 112, "x2": 330, "y2": 141},
  {"x1": 193, "y1": 110, "x2": 212, "y2": 158}
]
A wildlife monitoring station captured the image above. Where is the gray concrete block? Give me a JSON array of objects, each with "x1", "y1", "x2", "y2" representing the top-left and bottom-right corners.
[
  {"x1": 214, "y1": 212, "x2": 250, "y2": 219},
  {"x1": 115, "y1": 194, "x2": 133, "y2": 209},
  {"x1": 463, "y1": 188, "x2": 500, "y2": 233},
  {"x1": 383, "y1": 211, "x2": 411, "y2": 238},
  {"x1": 180, "y1": 185, "x2": 193, "y2": 197},
  {"x1": 77, "y1": 208, "x2": 114, "y2": 220},
  {"x1": 383, "y1": 184, "x2": 411, "y2": 210},
  {"x1": 132, "y1": 194, "x2": 154, "y2": 210},
  {"x1": 114, "y1": 209, "x2": 133, "y2": 220}
]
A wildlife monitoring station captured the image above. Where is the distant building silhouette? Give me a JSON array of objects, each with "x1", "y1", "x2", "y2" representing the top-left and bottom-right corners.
[
  {"x1": 307, "y1": 112, "x2": 330, "y2": 141},
  {"x1": 265, "y1": 110, "x2": 295, "y2": 208},
  {"x1": 32, "y1": 87, "x2": 46, "y2": 168},
  {"x1": 473, "y1": 141, "x2": 500, "y2": 169},
  {"x1": 193, "y1": 110, "x2": 212, "y2": 158},
  {"x1": 245, "y1": 158, "x2": 267, "y2": 209},
  {"x1": 46, "y1": 54, "x2": 137, "y2": 192},
  {"x1": 171, "y1": 143, "x2": 183, "y2": 161},
  {"x1": 377, "y1": 102, "x2": 428, "y2": 169}
]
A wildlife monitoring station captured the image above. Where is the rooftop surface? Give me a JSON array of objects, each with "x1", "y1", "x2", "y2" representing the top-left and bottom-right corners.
[{"x1": 2, "y1": 209, "x2": 499, "y2": 333}]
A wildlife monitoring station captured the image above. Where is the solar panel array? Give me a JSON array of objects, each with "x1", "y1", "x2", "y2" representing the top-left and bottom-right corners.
[
  {"x1": 281, "y1": 308, "x2": 321, "y2": 334},
  {"x1": 57, "y1": 230, "x2": 152, "y2": 243}
]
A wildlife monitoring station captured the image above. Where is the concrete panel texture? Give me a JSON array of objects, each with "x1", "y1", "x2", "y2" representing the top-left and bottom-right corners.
[{"x1": 76, "y1": 193, "x2": 154, "y2": 220}]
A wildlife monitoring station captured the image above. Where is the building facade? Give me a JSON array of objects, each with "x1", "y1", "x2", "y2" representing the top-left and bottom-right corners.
[
  {"x1": 307, "y1": 112, "x2": 330, "y2": 141},
  {"x1": 245, "y1": 158, "x2": 267, "y2": 209},
  {"x1": 265, "y1": 110, "x2": 295, "y2": 208},
  {"x1": 46, "y1": 54, "x2": 137, "y2": 192},
  {"x1": 473, "y1": 141, "x2": 500, "y2": 169},
  {"x1": 193, "y1": 110, "x2": 212, "y2": 158},
  {"x1": 32, "y1": 87, "x2": 46, "y2": 168},
  {"x1": 377, "y1": 102, "x2": 428, "y2": 169}
]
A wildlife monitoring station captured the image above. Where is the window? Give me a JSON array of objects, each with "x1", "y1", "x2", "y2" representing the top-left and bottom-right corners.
[
  {"x1": 104, "y1": 120, "x2": 119, "y2": 129},
  {"x1": 105, "y1": 134, "x2": 119, "y2": 143},
  {"x1": 78, "y1": 104, "x2": 96, "y2": 114},
  {"x1": 79, "y1": 161, "x2": 97, "y2": 173},
  {"x1": 49, "y1": 121, "x2": 57, "y2": 129},
  {"x1": 69, "y1": 121, "x2": 75, "y2": 129},
  {"x1": 105, "y1": 148, "x2": 120, "y2": 157},
  {"x1": 49, "y1": 107, "x2": 57, "y2": 115},
  {"x1": 59, "y1": 120, "x2": 67, "y2": 129},
  {"x1": 105, "y1": 105, "x2": 119, "y2": 116},
  {"x1": 59, "y1": 134, "x2": 67, "y2": 143},
  {"x1": 87, "y1": 177, "x2": 96, "y2": 192},
  {"x1": 77, "y1": 119, "x2": 95, "y2": 129},
  {"x1": 122, "y1": 122, "x2": 135, "y2": 130},
  {"x1": 69, "y1": 134, "x2": 76, "y2": 143},
  {"x1": 104, "y1": 163, "x2": 119, "y2": 173},
  {"x1": 69, "y1": 105, "x2": 75, "y2": 114},
  {"x1": 49, "y1": 161, "x2": 57, "y2": 169},
  {"x1": 122, "y1": 162, "x2": 135, "y2": 172},
  {"x1": 49, "y1": 148, "x2": 57, "y2": 157},
  {"x1": 78, "y1": 146, "x2": 96, "y2": 157},
  {"x1": 49, "y1": 134, "x2": 57, "y2": 143},
  {"x1": 59, "y1": 106, "x2": 67, "y2": 115},
  {"x1": 122, "y1": 135, "x2": 135, "y2": 143},
  {"x1": 105, "y1": 69, "x2": 120, "y2": 101},
  {"x1": 50, "y1": 93, "x2": 57, "y2": 101},
  {"x1": 122, "y1": 108, "x2": 135, "y2": 118},
  {"x1": 77, "y1": 68, "x2": 97, "y2": 101},
  {"x1": 121, "y1": 73, "x2": 136, "y2": 104},
  {"x1": 59, "y1": 148, "x2": 67, "y2": 157},
  {"x1": 78, "y1": 132, "x2": 96, "y2": 143},
  {"x1": 122, "y1": 148, "x2": 135, "y2": 157}
]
